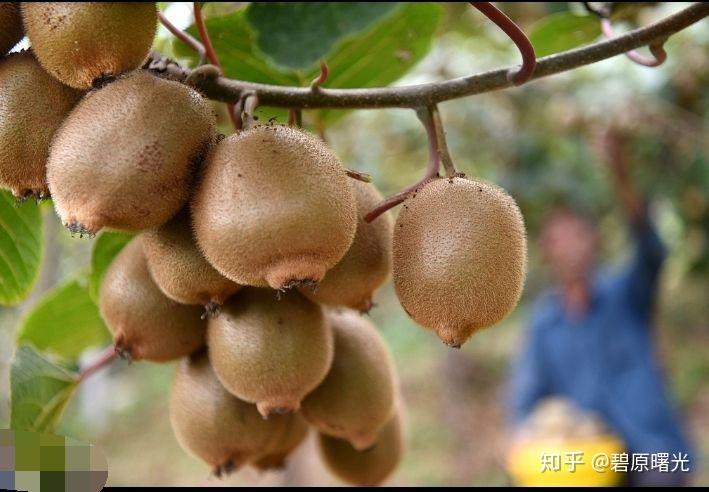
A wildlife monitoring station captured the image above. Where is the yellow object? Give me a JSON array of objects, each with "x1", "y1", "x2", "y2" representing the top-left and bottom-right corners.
[{"x1": 507, "y1": 435, "x2": 625, "y2": 486}]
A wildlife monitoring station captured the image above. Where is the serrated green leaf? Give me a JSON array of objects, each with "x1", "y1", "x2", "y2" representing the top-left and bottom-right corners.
[
  {"x1": 246, "y1": 2, "x2": 398, "y2": 70},
  {"x1": 0, "y1": 190, "x2": 44, "y2": 305},
  {"x1": 17, "y1": 279, "x2": 110, "y2": 361},
  {"x1": 529, "y1": 12, "x2": 601, "y2": 57},
  {"x1": 89, "y1": 231, "x2": 133, "y2": 303},
  {"x1": 10, "y1": 346, "x2": 78, "y2": 433}
]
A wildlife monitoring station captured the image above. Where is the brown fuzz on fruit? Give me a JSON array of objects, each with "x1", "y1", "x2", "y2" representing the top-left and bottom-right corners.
[
  {"x1": 141, "y1": 208, "x2": 240, "y2": 309},
  {"x1": 191, "y1": 124, "x2": 357, "y2": 290},
  {"x1": 47, "y1": 70, "x2": 216, "y2": 234},
  {"x1": 253, "y1": 412, "x2": 309, "y2": 472},
  {"x1": 169, "y1": 351, "x2": 290, "y2": 474},
  {"x1": 0, "y1": 3, "x2": 23, "y2": 55},
  {"x1": 392, "y1": 177, "x2": 527, "y2": 347},
  {"x1": 99, "y1": 238, "x2": 207, "y2": 362},
  {"x1": 0, "y1": 51, "x2": 82, "y2": 199},
  {"x1": 318, "y1": 410, "x2": 404, "y2": 486},
  {"x1": 21, "y1": 3, "x2": 157, "y2": 89},
  {"x1": 301, "y1": 308, "x2": 396, "y2": 451},
  {"x1": 207, "y1": 288, "x2": 334, "y2": 419},
  {"x1": 300, "y1": 180, "x2": 393, "y2": 312}
]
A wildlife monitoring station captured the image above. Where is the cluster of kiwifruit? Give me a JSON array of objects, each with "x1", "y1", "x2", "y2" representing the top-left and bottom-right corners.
[{"x1": 0, "y1": 2, "x2": 527, "y2": 485}]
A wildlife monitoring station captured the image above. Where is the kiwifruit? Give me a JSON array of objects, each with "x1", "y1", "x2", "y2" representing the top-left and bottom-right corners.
[
  {"x1": 393, "y1": 177, "x2": 526, "y2": 347},
  {"x1": 170, "y1": 351, "x2": 289, "y2": 475},
  {"x1": 99, "y1": 238, "x2": 206, "y2": 362},
  {"x1": 191, "y1": 124, "x2": 357, "y2": 290},
  {"x1": 0, "y1": 3, "x2": 23, "y2": 55},
  {"x1": 207, "y1": 288, "x2": 334, "y2": 418},
  {"x1": 300, "y1": 180, "x2": 392, "y2": 312},
  {"x1": 0, "y1": 51, "x2": 81, "y2": 199},
  {"x1": 319, "y1": 410, "x2": 404, "y2": 486},
  {"x1": 253, "y1": 412, "x2": 309, "y2": 472},
  {"x1": 141, "y1": 208, "x2": 240, "y2": 314},
  {"x1": 21, "y1": 3, "x2": 156, "y2": 89},
  {"x1": 301, "y1": 308, "x2": 396, "y2": 450},
  {"x1": 47, "y1": 70, "x2": 216, "y2": 235}
]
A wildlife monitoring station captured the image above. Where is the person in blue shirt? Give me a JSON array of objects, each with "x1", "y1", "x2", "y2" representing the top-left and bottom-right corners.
[{"x1": 506, "y1": 131, "x2": 692, "y2": 486}]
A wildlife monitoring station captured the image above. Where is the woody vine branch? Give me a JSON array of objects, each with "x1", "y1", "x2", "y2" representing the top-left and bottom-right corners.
[{"x1": 150, "y1": 3, "x2": 707, "y2": 109}]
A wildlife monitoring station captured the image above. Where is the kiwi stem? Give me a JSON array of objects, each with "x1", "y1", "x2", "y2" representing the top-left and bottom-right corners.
[
  {"x1": 241, "y1": 92, "x2": 260, "y2": 129},
  {"x1": 77, "y1": 345, "x2": 119, "y2": 383},
  {"x1": 157, "y1": 12, "x2": 206, "y2": 65},
  {"x1": 287, "y1": 108, "x2": 302, "y2": 127},
  {"x1": 428, "y1": 105, "x2": 458, "y2": 178},
  {"x1": 191, "y1": 2, "x2": 240, "y2": 131},
  {"x1": 363, "y1": 106, "x2": 442, "y2": 222}
]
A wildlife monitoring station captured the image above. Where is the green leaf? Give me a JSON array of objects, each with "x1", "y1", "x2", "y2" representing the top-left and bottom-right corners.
[
  {"x1": 17, "y1": 279, "x2": 110, "y2": 361},
  {"x1": 173, "y1": 10, "x2": 301, "y2": 86},
  {"x1": 315, "y1": 2, "x2": 442, "y2": 124},
  {"x1": 245, "y1": 2, "x2": 398, "y2": 70},
  {"x1": 10, "y1": 346, "x2": 78, "y2": 433},
  {"x1": 89, "y1": 231, "x2": 133, "y2": 303},
  {"x1": 529, "y1": 12, "x2": 601, "y2": 57},
  {"x1": 0, "y1": 190, "x2": 44, "y2": 305}
]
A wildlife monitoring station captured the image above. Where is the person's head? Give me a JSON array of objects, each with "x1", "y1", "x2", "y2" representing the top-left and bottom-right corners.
[{"x1": 539, "y1": 206, "x2": 599, "y2": 285}]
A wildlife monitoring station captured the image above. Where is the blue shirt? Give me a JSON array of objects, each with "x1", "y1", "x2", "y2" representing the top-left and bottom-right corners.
[{"x1": 507, "y1": 218, "x2": 691, "y2": 457}]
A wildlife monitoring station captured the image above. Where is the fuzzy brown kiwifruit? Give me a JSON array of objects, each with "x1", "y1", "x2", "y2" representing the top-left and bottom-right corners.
[
  {"x1": 207, "y1": 288, "x2": 334, "y2": 418},
  {"x1": 0, "y1": 51, "x2": 81, "y2": 199},
  {"x1": 99, "y1": 238, "x2": 206, "y2": 362},
  {"x1": 392, "y1": 177, "x2": 527, "y2": 347},
  {"x1": 191, "y1": 124, "x2": 357, "y2": 290},
  {"x1": 318, "y1": 410, "x2": 404, "y2": 486},
  {"x1": 141, "y1": 208, "x2": 240, "y2": 313},
  {"x1": 0, "y1": 3, "x2": 23, "y2": 55},
  {"x1": 21, "y1": 3, "x2": 156, "y2": 89},
  {"x1": 169, "y1": 351, "x2": 289, "y2": 476},
  {"x1": 299, "y1": 179, "x2": 392, "y2": 312},
  {"x1": 252, "y1": 412, "x2": 309, "y2": 472},
  {"x1": 47, "y1": 70, "x2": 216, "y2": 235},
  {"x1": 301, "y1": 308, "x2": 396, "y2": 451}
]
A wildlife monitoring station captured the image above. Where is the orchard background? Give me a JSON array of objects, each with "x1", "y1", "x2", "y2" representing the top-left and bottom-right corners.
[{"x1": 0, "y1": 2, "x2": 707, "y2": 486}]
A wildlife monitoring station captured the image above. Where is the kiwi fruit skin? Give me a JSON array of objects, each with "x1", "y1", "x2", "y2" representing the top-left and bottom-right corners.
[
  {"x1": 301, "y1": 308, "x2": 396, "y2": 451},
  {"x1": 47, "y1": 70, "x2": 216, "y2": 234},
  {"x1": 169, "y1": 351, "x2": 289, "y2": 474},
  {"x1": 0, "y1": 51, "x2": 81, "y2": 199},
  {"x1": 207, "y1": 288, "x2": 334, "y2": 418},
  {"x1": 0, "y1": 3, "x2": 23, "y2": 55},
  {"x1": 142, "y1": 208, "x2": 240, "y2": 309},
  {"x1": 21, "y1": 3, "x2": 156, "y2": 89},
  {"x1": 319, "y1": 410, "x2": 404, "y2": 486},
  {"x1": 252, "y1": 412, "x2": 309, "y2": 472},
  {"x1": 99, "y1": 238, "x2": 206, "y2": 362},
  {"x1": 392, "y1": 177, "x2": 527, "y2": 347},
  {"x1": 300, "y1": 180, "x2": 392, "y2": 312},
  {"x1": 191, "y1": 125, "x2": 357, "y2": 290}
]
